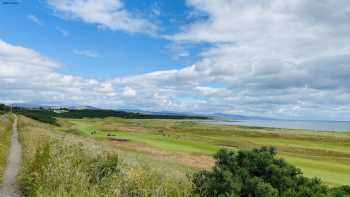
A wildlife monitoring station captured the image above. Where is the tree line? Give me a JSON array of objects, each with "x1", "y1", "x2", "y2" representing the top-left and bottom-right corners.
[{"x1": 0, "y1": 104, "x2": 208, "y2": 125}]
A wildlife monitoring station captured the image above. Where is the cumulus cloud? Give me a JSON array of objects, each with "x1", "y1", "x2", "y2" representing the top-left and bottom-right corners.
[
  {"x1": 48, "y1": 0, "x2": 157, "y2": 34},
  {"x1": 0, "y1": 40, "x2": 117, "y2": 107},
  {"x1": 122, "y1": 87, "x2": 136, "y2": 97},
  {"x1": 0, "y1": 40, "x2": 196, "y2": 112},
  {"x1": 2, "y1": 0, "x2": 350, "y2": 120},
  {"x1": 160, "y1": 0, "x2": 350, "y2": 120}
]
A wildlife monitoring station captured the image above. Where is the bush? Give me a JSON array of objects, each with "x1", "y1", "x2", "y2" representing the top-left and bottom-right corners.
[
  {"x1": 330, "y1": 186, "x2": 350, "y2": 197},
  {"x1": 191, "y1": 147, "x2": 350, "y2": 197}
]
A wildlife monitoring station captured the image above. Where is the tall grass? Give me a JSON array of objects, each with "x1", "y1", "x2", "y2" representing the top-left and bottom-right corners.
[
  {"x1": 18, "y1": 116, "x2": 191, "y2": 197},
  {"x1": 0, "y1": 114, "x2": 13, "y2": 183}
]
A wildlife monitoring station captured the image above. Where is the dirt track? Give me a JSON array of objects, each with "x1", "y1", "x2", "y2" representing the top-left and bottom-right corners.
[{"x1": 0, "y1": 115, "x2": 22, "y2": 197}]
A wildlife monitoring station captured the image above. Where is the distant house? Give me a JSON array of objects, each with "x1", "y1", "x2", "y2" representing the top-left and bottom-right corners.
[{"x1": 53, "y1": 109, "x2": 68, "y2": 114}]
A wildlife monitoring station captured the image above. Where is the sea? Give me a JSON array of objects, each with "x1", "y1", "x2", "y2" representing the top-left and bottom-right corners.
[{"x1": 200, "y1": 119, "x2": 350, "y2": 132}]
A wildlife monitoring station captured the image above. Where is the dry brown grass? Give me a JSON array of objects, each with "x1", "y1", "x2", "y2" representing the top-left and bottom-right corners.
[
  {"x1": 0, "y1": 114, "x2": 12, "y2": 183},
  {"x1": 18, "y1": 116, "x2": 193, "y2": 196}
]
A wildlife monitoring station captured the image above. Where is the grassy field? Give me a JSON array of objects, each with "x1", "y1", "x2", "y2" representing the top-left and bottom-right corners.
[
  {"x1": 58, "y1": 117, "x2": 350, "y2": 186},
  {"x1": 18, "y1": 116, "x2": 194, "y2": 196},
  {"x1": 0, "y1": 114, "x2": 13, "y2": 183}
]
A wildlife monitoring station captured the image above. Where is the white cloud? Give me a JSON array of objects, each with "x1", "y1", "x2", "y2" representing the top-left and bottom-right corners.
[
  {"x1": 159, "y1": 0, "x2": 350, "y2": 119},
  {"x1": 2, "y1": 36, "x2": 350, "y2": 119},
  {"x1": 0, "y1": 39, "x2": 117, "y2": 107},
  {"x1": 122, "y1": 87, "x2": 136, "y2": 97},
  {"x1": 0, "y1": 40, "x2": 189, "y2": 112},
  {"x1": 73, "y1": 49, "x2": 99, "y2": 58},
  {"x1": 70, "y1": 0, "x2": 347, "y2": 119},
  {"x1": 195, "y1": 86, "x2": 229, "y2": 97},
  {"x1": 27, "y1": 14, "x2": 43, "y2": 26},
  {"x1": 48, "y1": 0, "x2": 157, "y2": 34},
  {"x1": 2, "y1": 0, "x2": 350, "y2": 120}
]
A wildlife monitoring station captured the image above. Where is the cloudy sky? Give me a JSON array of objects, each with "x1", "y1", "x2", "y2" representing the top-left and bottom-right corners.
[{"x1": 1, "y1": 0, "x2": 350, "y2": 120}]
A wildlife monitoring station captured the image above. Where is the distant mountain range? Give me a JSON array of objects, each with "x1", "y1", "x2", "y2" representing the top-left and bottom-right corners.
[
  {"x1": 120, "y1": 109, "x2": 207, "y2": 118},
  {"x1": 121, "y1": 110, "x2": 276, "y2": 121},
  {"x1": 11, "y1": 103, "x2": 99, "y2": 110},
  {"x1": 12, "y1": 103, "x2": 41, "y2": 109},
  {"x1": 68, "y1": 106, "x2": 100, "y2": 110},
  {"x1": 211, "y1": 113, "x2": 277, "y2": 121},
  {"x1": 9, "y1": 103, "x2": 276, "y2": 121}
]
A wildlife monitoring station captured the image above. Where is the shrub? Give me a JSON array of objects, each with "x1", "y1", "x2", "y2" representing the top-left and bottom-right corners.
[
  {"x1": 191, "y1": 147, "x2": 350, "y2": 197},
  {"x1": 330, "y1": 186, "x2": 350, "y2": 197}
]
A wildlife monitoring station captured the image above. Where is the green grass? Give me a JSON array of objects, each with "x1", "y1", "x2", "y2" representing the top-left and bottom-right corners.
[
  {"x1": 64, "y1": 117, "x2": 350, "y2": 186},
  {"x1": 115, "y1": 132, "x2": 219, "y2": 154},
  {"x1": 0, "y1": 114, "x2": 13, "y2": 183},
  {"x1": 69, "y1": 119, "x2": 218, "y2": 154},
  {"x1": 281, "y1": 153, "x2": 350, "y2": 186}
]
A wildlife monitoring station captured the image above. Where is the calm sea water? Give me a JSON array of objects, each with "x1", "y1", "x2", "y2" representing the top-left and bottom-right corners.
[{"x1": 201, "y1": 119, "x2": 350, "y2": 132}]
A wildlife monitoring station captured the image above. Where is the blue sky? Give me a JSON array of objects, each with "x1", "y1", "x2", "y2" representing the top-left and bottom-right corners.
[
  {"x1": 0, "y1": 0, "x2": 200, "y2": 78},
  {"x1": 1, "y1": 0, "x2": 350, "y2": 120}
]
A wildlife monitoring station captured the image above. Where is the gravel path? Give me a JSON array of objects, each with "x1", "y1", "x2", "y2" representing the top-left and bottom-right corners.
[{"x1": 0, "y1": 115, "x2": 22, "y2": 197}]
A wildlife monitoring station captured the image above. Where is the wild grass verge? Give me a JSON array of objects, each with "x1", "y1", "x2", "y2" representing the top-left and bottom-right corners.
[
  {"x1": 0, "y1": 114, "x2": 13, "y2": 183},
  {"x1": 18, "y1": 116, "x2": 191, "y2": 197}
]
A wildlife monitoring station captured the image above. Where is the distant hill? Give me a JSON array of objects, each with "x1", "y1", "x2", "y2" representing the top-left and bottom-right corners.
[
  {"x1": 120, "y1": 110, "x2": 277, "y2": 121},
  {"x1": 120, "y1": 109, "x2": 205, "y2": 117},
  {"x1": 211, "y1": 113, "x2": 277, "y2": 121},
  {"x1": 68, "y1": 106, "x2": 100, "y2": 110},
  {"x1": 2, "y1": 103, "x2": 278, "y2": 122},
  {"x1": 12, "y1": 103, "x2": 41, "y2": 109},
  {"x1": 3, "y1": 103, "x2": 275, "y2": 120},
  {"x1": 0, "y1": 103, "x2": 209, "y2": 125},
  {"x1": 119, "y1": 109, "x2": 154, "y2": 115}
]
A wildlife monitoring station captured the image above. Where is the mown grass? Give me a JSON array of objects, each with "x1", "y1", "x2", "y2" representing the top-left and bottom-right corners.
[
  {"x1": 18, "y1": 116, "x2": 192, "y2": 197},
  {"x1": 64, "y1": 117, "x2": 350, "y2": 186},
  {"x1": 0, "y1": 114, "x2": 12, "y2": 183}
]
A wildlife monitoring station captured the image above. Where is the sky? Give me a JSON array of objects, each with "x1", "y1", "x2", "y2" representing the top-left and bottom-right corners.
[{"x1": 1, "y1": 0, "x2": 350, "y2": 120}]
